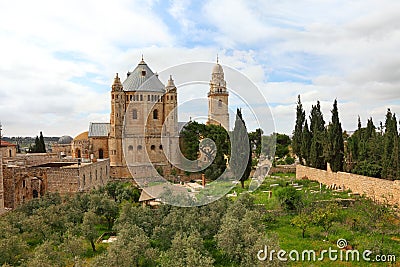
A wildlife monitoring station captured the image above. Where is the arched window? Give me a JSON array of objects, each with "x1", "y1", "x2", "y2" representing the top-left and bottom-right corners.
[
  {"x1": 159, "y1": 145, "x2": 163, "y2": 150},
  {"x1": 77, "y1": 149, "x2": 81, "y2": 158},
  {"x1": 151, "y1": 145, "x2": 155, "y2": 151},
  {"x1": 9, "y1": 149, "x2": 12, "y2": 157},
  {"x1": 132, "y1": 109, "x2": 138, "y2": 119},
  {"x1": 128, "y1": 145, "x2": 133, "y2": 151},
  {"x1": 99, "y1": 149, "x2": 104, "y2": 159},
  {"x1": 218, "y1": 99, "x2": 222, "y2": 107},
  {"x1": 137, "y1": 145, "x2": 142, "y2": 150},
  {"x1": 153, "y1": 109, "x2": 158, "y2": 119}
]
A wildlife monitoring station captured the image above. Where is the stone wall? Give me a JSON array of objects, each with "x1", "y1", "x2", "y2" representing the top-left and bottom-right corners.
[
  {"x1": 3, "y1": 153, "x2": 60, "y2": 167},
  {"x1": 2, "y1": 159, "x2": 110, "y2": 209},
  {"x1": 296, "y1": 165, "x2": 400, "y2": 207},
  {"x1": 0, "y1": 155, "x2": 4, "y2": 214},
  {"x1": 270, "y1": 165, "x2": 296, "y2": 174},
  {"x1": 2, "y1": 166, "x2": 47, "y2": 209},
  {"x1": 46, "y1": 159, "x2": 110, "y2": 194}
]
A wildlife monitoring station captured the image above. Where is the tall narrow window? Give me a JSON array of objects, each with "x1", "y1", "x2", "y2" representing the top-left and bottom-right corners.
[
  {"x1": 153, "y1": 109, "x2": 158, "y2": 119},
  {"x1": 99, "y1": 149, "x2": 104, "y2": 159},
  {"x1": 218, "y1": 99, "x2": 222, "y2": 107},
  {"x1": 132, "y1": 109, "x2": 138, "y2": 119}
]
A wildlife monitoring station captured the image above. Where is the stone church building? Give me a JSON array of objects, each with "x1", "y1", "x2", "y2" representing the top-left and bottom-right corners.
[{"x1": 71, "y1": 57, "x2": 229, "y2": 179}]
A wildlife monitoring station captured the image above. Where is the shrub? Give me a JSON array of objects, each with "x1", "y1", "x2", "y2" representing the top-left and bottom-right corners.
[{"x1": 274, "y1": 186, "x2": 303, "y2": 211}]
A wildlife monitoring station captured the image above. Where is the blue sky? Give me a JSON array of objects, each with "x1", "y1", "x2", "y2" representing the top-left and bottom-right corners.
[{"x1": 0, "y1": 0, "x2": 399, "y2": 136}]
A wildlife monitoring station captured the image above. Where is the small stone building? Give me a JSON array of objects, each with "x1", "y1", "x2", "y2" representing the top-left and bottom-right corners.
[
  {"x1": 1, "y1": 155, "x2": 110, "y2": 209},
  {"x1": 0, "y1": 140, "x2": 17, "y2": 158},
  {"x1": 52, "y1": 135, "x2": 73, "y2": 157}
]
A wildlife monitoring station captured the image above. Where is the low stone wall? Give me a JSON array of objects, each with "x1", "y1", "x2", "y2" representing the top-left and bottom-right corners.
[
  {"x1": 2, "y1": 159, "x2": 110, "y2": 209},
  {"x1": 296, "y1": 165, "x2": 400, "y2": 207},
  {"x1": 48, "y1": 159, "x2": 110, "y2": 194},
  {"x1": 270, "y1": 165, "x2": 296, "y2": 174}
]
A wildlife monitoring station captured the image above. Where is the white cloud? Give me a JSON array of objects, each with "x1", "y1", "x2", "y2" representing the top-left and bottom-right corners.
[{"x1": 0, "y1": 0, "x2": 399, "y2": 137}]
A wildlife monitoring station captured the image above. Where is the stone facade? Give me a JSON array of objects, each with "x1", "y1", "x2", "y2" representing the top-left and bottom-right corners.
[
  {"x1": 207, "y1": 61, "x2": 229, "y2": 130},
  {"x1": 70, "y1": 57, "x2": 229, "y2": 180},
  {"x1": 296, "y1": 165, "x2": 400, "y2": 207},
  {"x1": 0, "y1": 140, "x2": 17, "y2": 158},
  {"x1": 2, "y1": 158, "x2": 110, "y2": 209},
  {"x1": 52, "y1": 143, "x2": 72, "y2": 157}
]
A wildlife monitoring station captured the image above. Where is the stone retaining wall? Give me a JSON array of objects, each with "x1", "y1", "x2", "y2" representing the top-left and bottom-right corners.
[{"x1": 296, "y1": 165, "x2": 400, "y2": 207}]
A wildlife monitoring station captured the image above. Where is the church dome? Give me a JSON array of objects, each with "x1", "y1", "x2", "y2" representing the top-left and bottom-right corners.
[
  {"x1": 73, "y1": 131, "x2": 88, "y2": 141},
  {"x1": 122, "y1": 58, "x2": 165, "y2": 93},
  {"x1": 212, "y1": 63, "x2": 224, "y2": 74},
  {"x1": 58, "y1": 135, "x2": 73, "y2": 144}
]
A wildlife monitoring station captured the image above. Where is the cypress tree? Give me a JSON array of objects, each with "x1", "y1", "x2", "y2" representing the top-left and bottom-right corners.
[
  {"x1": 309, "y1": 101, "x2": 326, "y2": 170},
  {"x1": 231, "y1": 108, "x2": 251, "y2": 188},
  {"x1": 382, "y1": 109, "x2": 396, "y2": 179},
  {"x1": 301, "y1": 120, "x2": 312, "y2": 166},
  {"x1": 326, "y1": 100, "x2": 344, "y2": 172},
  {"x1": 292, "y1": 95, "x2": 305, "y2": 164},
  {"x1": 39, "y1": 131, "x2": 46, "y2": 153},
  {"x1": 34, "y1": 136, "x2": 40, "y2": 153}
]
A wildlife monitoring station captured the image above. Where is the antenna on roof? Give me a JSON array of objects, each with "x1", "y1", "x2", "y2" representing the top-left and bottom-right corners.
[
  {"x1": 216, "y1": 53, "x2": 219, "y2": 63},
  {"x1": 141, "y1": 54, "x2": 144, "y2": 61}
]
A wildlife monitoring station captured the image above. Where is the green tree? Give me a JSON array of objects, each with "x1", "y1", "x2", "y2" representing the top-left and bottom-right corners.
[
  {"x1": 180, "y1": 121, "x2": 204, "y2": 161},
  {"x1": 81, "y1": 211, "x2": 99, "y2": 252},
  {"x1": 275, "y1": 133, "x2": 291, "y2": 159},
  {"x1": 90, "y1": 193, "x2": 119, "y2": 230},
  {"x1": 309, "y1": 101, "x2": 326, "y2": 170},
  {"x1": 202, "y1": 124, "x2": 230, "y2": 180},
  {"x1": 326, "y1": 99, "x2": 344, "y2": 172},
  {"x1": 293, "y1": 95, "x2": 306, "y2": 163},
  {"x1": 248, "y1": 128, "x2": 263, "y2": 157},
  {"x1": 93, "y1": 224, "x2": 157, "y2": 267},
  {"x1": 39, "y1": 131, "x2": 46, "y2": 152},
  {"x1": 301, "y1": 120, "x2": 312, "y2": 166},
  {"x1": 312, "y1": 203, "x2": 340, "y2": 239},
  {"x1": 22, "y1": 241, "x2": 64, "y2": 267},
  {"x1": 382, "y1": 109, "x2": 399, "y2": 180},
  {"x1": 291, "y1": 212, "x2": 313, "y2": 238},
  {"x1": 274, "y1": 186, "x2": 303, "y2": 211},
  {"x1": 159, "y1": 231, "x2": 214, "y2": 267},
  {"x1": 215, "y1": 195, "x2": 281, "y2": 266},
  {"x1": 231, "y1": 108, "x2": 252, "y2": 188}
]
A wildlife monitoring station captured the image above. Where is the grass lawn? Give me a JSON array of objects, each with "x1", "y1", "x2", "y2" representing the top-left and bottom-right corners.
[{"x1": 228, "y1": 172, "x2": 400, "y2": 266}]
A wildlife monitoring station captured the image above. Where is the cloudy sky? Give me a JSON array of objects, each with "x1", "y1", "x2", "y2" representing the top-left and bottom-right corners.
[{"x1": 0, "y1": 0, "x2": 399, "y2": 137}]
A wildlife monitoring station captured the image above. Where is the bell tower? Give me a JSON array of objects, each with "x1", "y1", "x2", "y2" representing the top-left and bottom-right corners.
[
  {"x1": 109, "y1": 73, "x2": 125, "y2": 166},
  {"x1": 207, "y1": 58, "x2": 229, "y2": 130},
  {"x1": 163, "y1": 75, "x2": 180, "y2": 165}
]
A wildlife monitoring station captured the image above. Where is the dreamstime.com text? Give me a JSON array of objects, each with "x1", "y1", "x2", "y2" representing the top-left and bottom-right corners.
[{"x1": 257, "y1": 239, "x2": 396, "y2": 263}]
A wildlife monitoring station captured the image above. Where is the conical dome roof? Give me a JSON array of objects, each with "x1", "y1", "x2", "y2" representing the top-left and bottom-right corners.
[
  {"x1": 212, "y1": 63, "x2": 224, "y2": 74},
  {"x1": 122, "y1": 58, "x2": 165, "y2": 92}
]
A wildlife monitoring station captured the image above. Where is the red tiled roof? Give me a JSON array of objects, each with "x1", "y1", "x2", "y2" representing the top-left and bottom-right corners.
[{"x1": 0, "y1": 140, "x2": 17, "y2": 147}]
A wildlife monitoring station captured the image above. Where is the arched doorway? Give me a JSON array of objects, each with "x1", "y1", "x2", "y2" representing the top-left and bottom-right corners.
[
  {"x1": 33, "y1": 190, "x2": 38, "y2": 198},
  {"x1": 99, "y1": 149, "x2": 104, "y2": 159}
]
